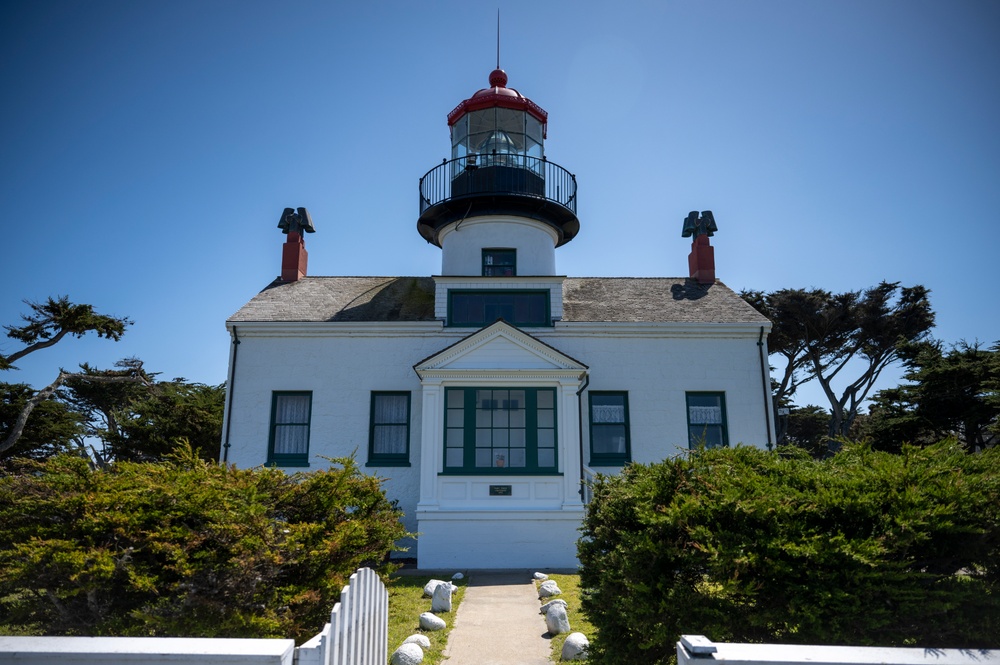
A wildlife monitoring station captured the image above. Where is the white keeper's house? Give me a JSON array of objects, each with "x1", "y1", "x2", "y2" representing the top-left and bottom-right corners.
[{"x1": 220, "y1": 68, "x2": 775, "y2": 569}]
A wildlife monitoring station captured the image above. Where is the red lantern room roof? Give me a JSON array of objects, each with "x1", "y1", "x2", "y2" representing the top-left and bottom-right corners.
[{"x1": 446, "y1": 69, "x2": 548, "y2": 137}]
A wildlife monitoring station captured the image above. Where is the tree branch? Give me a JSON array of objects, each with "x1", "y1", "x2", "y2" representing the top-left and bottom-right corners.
[
  {"x1": 1, "y1": 371, "x2": 151, "y2": 456},
  {"x1": 2, "y1": 296, "x2": 131, "y2": 371},
  {"x1": 3, "y1": 329, "x2": 70, "y2": 367}
]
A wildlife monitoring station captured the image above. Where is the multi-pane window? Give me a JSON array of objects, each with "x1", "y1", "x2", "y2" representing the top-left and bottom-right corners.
[
  {"x1": 686, "y1": 392, "x2": 728, "y2": 448},
  {"x1": 369, "y1": 392, "x2": 410, "y2": 466},
  {"x1": 589, "y1": 392, "x2": 630, "y2": 465},
  {"x1": 444, "y1": 388, "x2": 557, "y2": 473},
  {"x1": 268, "y1": 391, "x2": 311, "y2": 466},
  {"x1": 482, "y1": 249, "x2": 516, "y2": 276},
  {"x1": 448, "y1": 290, "x2": 549, "y2": 327}
]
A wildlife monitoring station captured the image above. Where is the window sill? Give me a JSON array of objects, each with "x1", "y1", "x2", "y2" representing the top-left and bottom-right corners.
[
  {"x1": 267, "y1": 460, "x2": 310, "y2": 468},
  {"x1": 439, "y1": 470, "x2": 563, "y2": 476},
  {"x1": 589, "y1": 459, "x2": 630, "y2": 467},
  {"x1": 366, "y1": 460, "x2": 411, "y2": 468}
]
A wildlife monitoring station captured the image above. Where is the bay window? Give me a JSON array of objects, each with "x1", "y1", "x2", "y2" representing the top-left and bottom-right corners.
[{"x1": 444, "y1": 387, "x2": 557, "y2": 473}]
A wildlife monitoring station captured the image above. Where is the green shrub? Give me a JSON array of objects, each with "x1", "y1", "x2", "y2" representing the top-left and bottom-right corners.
[
  {"x1": 0, "y1": 444, "x2": 408, "y2": 640},
  {"x1": 578, "y1": 442, "x2": 1000, "y2": 664}
]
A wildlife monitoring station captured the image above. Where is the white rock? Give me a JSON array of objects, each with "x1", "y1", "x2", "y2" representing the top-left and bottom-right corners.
[
  {"x1": 538, "y1": 579, "x2": 562, "y2": 598},
  {"x1": 533, "y1": 571, "x2": 549, "y2": 580},
  {"x1": 390, "y1": 642, "x2": 424, "y2": 665},
  {"x1": 431, "y1": 579, "x2": 453, "y2": 613},
  {"x1": 452, "y1": 572, "x2": 464, "y2": 580},
  {"x1": 539, "y1": 598, "x2": 568, "y2": 615},
  {"x1": 419, "y1": 612, "x2": 446, "y2": 631},
  {"x1": 402, "y1": 634, "x2": 431, "y2": 648},
  {"x1": 422, "y1": 579, "x2": 446, "y2": 598},
  {"x1": 545, "y1": 603, "x2": 571, "y2": 635},
  {"x1": 561, "y1": 632, "x2": 590, "y2": 661}
]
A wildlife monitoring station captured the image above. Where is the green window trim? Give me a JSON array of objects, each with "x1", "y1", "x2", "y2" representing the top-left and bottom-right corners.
[
  {"x1": 588, "y1": 391, "x2": 631, "y2": 466},
  {"x1": 686, "y1": 391, "x2": 729, "y2": 449},
  {"x1": 447, "y1": 289, "x2": 551, "y2": 327},
  {"x1": 482, "y1": 248, "x2": 516, "y2": 276},
  {"x1": 267, "y1": 391, "x2": 311, "y2": 467},
  {"x1": 367, "y1": 391, "x2": 411, "y2": 467},
  {"x1": 443, "y1": 387, "x2": 558, "y2": 474}
]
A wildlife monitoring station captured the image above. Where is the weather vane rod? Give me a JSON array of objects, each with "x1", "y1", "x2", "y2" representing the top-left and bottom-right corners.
[{"x1": 496, "y1": 9, "x2": 501, "y2": 69}]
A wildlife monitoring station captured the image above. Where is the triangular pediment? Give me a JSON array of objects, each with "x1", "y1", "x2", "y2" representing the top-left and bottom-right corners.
[{"x1": 414, "y1": 320, "x2": 587, "y2": 377}]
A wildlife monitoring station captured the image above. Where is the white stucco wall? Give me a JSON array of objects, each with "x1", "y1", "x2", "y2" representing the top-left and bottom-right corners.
[
  {"x1": 417, "y1": 510, "x2": 584, "y2": 569},
  {"x1": 222, "y1": 323, "x2": 464, "y2": 554},
  {"x1": 537, "y1": 325, "x2": 774, "y2": 462},
  {"x1": 438, "y1": 216, "x2": 558, "y2": 276},
  {"x1": 221, "y1": 321, "x2": 774, "y2": 565}
]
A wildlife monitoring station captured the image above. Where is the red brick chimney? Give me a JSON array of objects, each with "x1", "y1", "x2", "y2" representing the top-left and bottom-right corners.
[
  {"x1": 688, "y1": 235, "x2": 715, "y2": 285},
  {"x1": 277, "y1": 207, "x2": 315, "y2": 282},
  {"x1": 281, "y1": 231, "x2": 308, "y2": 282}
]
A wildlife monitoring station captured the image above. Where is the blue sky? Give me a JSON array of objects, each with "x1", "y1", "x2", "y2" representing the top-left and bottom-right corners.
[{"x1": 2, "y1": 0, "x2": 998, "y2": 411}]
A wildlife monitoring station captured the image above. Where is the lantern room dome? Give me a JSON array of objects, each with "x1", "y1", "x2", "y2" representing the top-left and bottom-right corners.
[{"x1": 447, "y1": 69, "x2": 548, "y2": 133}]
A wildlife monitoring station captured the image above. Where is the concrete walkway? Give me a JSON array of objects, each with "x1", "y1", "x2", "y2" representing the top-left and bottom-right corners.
[{"x1": 442, "y1": 570, "x2": 551, "y2": 665}]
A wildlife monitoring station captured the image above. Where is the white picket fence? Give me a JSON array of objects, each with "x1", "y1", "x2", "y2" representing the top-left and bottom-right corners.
[
  {"x1": 677, "y1": 635, "x2": 997, "y2": 665},
  {"x1": 0, "y1": 567, "x2": 388, "y2": 665},
  {"x1": 297, "y1": 567, "x2": 389, "y2": 665}
]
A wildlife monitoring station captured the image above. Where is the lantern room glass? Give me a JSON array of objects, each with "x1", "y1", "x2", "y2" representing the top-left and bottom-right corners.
[{"x1": 451, "y1": 109, "x2": 544, "y2": 173}]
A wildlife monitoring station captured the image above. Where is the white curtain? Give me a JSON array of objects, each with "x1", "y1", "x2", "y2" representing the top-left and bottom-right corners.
[
  {"x1": 374, "y1": 394, "x2": 408, "y2": 454},
  {"x1": 274, "y1": 394, "x2": 310, "y2": 454},
  {"x1": 592, "y1": 404, "x2": 625, "y2": 424},
  {"x1": 689, "y1": 406, "x2": 722, "y2": 425}
]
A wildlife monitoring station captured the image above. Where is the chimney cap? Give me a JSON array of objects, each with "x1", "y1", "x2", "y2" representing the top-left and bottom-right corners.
[
  {"x1": 278, "y1": 207, "x2": 316, "y2": 235},
  {"x1": 682, "y1": 210, "x2": 717, "y2": 239}
]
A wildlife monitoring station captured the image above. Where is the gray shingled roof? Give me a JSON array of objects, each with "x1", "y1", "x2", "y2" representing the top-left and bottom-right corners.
[
  {"x1": 228, "y1": 277, "x2": 437, "y2": 323},
  {"x1": 562, "y1": 278, "x2": 767, "y2": 324},
  {"x1": 228, "y1": 276, "x2": 768, "y2": 325}
]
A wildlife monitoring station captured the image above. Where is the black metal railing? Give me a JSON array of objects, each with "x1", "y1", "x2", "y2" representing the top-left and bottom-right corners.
[{"x1": 419, "y1": 154, "x2": 577, "y2": 216}]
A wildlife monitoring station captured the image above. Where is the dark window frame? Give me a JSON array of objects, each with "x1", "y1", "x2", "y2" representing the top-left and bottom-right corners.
[
  {"x1": 482, "y1": 248, "x2": 517, "y2": 276},
  {"x1": 686, "y1": 391, "x2": 729, "y2": 449},
  {"x1": 443, "y1": 387, "x2": 559, "y2": 475},
  {"x1": 267, "y1": 391, "x2": 312, "y2": 467},
  {"x1": 446, "y1": 289, "x2": 551, "y2": 327},
  {"x1": 588, "y1": 391, "x2": 631, "y2": 466},
  {"x1": 367, "y1": 391, "x2": 411, "y2": 467}
]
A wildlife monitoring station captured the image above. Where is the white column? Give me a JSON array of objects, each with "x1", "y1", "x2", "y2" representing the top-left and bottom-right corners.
[
  {"x1": 558, "y1": 378, "x2": 584, "y2": 510},
  {"x1": 417, "y1": 380, "x2": 443, "y2": 507}
]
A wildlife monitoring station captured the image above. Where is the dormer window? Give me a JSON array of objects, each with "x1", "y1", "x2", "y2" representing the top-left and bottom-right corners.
[
  {"x1": 483, "y1": 249, "x2": 516, "y2": 276},
  {"x1": 448, "y1": 290, "x2": 549, "y2": 327}
]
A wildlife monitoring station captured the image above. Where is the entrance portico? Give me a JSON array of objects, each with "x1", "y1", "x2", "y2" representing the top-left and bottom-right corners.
[{"x1": 413, "y1": 321, "x2": 587, "y2": 569}]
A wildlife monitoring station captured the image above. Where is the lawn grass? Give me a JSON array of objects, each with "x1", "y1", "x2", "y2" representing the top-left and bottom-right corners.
[
  {"x1": 386, "y1": 573, "x2": 467, "y2": 663},
  {"x1": 536, "y1": 573, "x2": 595, "y2": 662}
]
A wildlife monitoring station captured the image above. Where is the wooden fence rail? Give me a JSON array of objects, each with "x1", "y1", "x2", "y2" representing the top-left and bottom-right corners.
[
  {"x1": 0, "y1": 568, "x2": 388, "y2": 665},
  {"x1": 677, "y1": 635, "x2": 997, "y2": 665}
]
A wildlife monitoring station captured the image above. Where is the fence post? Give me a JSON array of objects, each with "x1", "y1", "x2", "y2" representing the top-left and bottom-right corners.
[{"x1": 295, "y1": 567, "x2": 386, "y2": 665}]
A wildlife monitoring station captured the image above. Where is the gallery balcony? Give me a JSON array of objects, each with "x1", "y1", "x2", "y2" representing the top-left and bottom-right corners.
[{"x1": 417, "y1": 154, "x2": 579, "y2": 247}]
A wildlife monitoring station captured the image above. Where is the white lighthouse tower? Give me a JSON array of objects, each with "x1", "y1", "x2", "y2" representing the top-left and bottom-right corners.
[{"x1": 418, "y1": 68, "x2": 579, "y2": 281}]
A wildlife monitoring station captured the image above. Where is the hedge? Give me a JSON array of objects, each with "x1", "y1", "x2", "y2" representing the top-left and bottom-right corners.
[
  {"x1": 578, "y1": 442, "x2": 1000, "y2": 664},
  {"x1": 0, "y1": 444, "x2": 408, "y2": 640}
]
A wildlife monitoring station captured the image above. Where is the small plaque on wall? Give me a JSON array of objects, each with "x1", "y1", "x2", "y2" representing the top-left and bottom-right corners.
[{"x1": 489, "y1": 485, "x2": 512, "y2": 496}]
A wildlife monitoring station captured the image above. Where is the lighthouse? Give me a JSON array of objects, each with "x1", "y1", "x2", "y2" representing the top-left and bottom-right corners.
[{"x1": 224, "y1": 63, "x2": 775, "y2": 570}]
